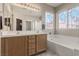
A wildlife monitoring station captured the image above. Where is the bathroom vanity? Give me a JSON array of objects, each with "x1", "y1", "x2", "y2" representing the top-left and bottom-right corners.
[
  {"x1": 0, "y1": 3, "x2": 47, "y2": 56},
  {"x1": 1, "y1": 33, "x2": 47, "y2": 56}
]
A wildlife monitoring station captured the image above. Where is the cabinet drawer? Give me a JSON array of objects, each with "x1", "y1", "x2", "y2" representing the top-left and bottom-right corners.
[
  {"x1": 36, "y1": 34, "x2": 47, "y2": 53},
  {"x1": 28, "y1": 48, "x2": 36, "y2": 55},
  {"x1": 29, "y1": 35, "x2": 35, "y2": 39},
  {"x1": 29, "y1": 39, "x2": 35, "y2": 43}
]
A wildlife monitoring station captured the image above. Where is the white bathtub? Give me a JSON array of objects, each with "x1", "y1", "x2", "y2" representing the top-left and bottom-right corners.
[{"x1": 47, "y1": 35, "x2": 79, "y2": 56}]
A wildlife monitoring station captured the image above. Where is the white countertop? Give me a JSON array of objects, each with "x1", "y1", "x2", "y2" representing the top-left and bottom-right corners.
[{"x1": 0, "y1": 31, "x2": 47, "y2": 38}]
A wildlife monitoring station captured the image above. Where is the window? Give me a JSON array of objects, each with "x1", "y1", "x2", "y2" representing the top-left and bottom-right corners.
[
  {"x1": 59, "y1": 11, "x2": 67, "y2": 29},
  {"x1": 68, "y1": 7, "x2": 79, "y2": 29},
  {"x1": 45, "y1": 12, "x2": 54, "y2": 29},
  {"x1": 59, "y1": 7, "x2": 79, "y2": 29}
]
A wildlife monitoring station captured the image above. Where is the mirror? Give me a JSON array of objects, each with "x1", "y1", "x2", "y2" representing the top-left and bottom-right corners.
[
  {"x1": 3, "y1": 4, "x2": 13, "y2": 31},
  {"x1": 0, "y1": 3, "x2": 42, "y2": 32},
  {"x1": 13, "y1": 3, "x2": 42, "y2": 32}
]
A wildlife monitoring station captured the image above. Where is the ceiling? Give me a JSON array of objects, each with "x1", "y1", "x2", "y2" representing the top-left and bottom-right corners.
[{"x1": 47, "y1": 3, "x2": 62, "y2": 7}]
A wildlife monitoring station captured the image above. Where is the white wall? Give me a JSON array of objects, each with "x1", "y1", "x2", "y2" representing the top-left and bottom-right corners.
[{"x1": 36, "y1": 4, "x2": 55, "y2": 34}]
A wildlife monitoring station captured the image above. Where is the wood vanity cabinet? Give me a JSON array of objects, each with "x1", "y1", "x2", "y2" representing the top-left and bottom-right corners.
[
  {"x1": 36, "y1": 34, "x2": 47, "y2": 53},
  {"x1": 1, "y1": 34, "x2": 47, "y2": 56},
  {"x1": 28, "y1": 35, "x2": 36, "y2": 56},
  {"x1": 1, "y1": 36, "x2": 26, "y2": 56}
]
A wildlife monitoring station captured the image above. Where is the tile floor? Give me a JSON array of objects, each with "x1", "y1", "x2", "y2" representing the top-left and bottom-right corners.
[{"x1": 37, "y1": 50, "x2": 57, "y2": 56}]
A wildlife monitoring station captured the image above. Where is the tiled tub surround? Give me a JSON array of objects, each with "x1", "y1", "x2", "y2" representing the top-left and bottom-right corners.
[
  {"x1": 47, "y1": 35, "x2": 79, "y2": 56},
  {"x1": 0, "y1": 31, "x2": 47, "y2": 56}
]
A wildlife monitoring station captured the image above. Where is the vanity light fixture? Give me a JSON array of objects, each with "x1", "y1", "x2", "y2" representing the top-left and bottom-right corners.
[{"x1": 14, "y1": 3, "x2": 41, "y2": 12}]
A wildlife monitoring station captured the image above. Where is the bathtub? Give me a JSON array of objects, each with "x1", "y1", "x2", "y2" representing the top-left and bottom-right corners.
[{"x1": 47, "y1": 35, "x2": 79, "y2": 56}]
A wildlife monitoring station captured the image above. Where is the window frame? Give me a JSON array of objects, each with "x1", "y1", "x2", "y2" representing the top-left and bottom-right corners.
[
  {"x1": 68, "y1": 7, "x2": 79, "y2": 29},
  {"x1": 58, "y1": 6, "x2": 79, "y2": 30},
  {"x1": 45, "y1": 12, "x2": 54, "y2": 30},
  {"x1": 58, "y1": 10, "x2": 68, "y2": 29}
]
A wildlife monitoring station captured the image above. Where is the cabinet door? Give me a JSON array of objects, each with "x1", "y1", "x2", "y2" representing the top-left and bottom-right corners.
[
  {"x1": 25, "y1": 36, "x2": 28, "y2": 56},
  {"x1": 4, "y1": 36, "x2": 25, "y2": 56},
  {"x1": 1, "y1": 38, "x2": 5, "y2": 56},
  {"x1": 36, "y1": 34, "x2": 47, "y2": 53},
  {"x1": 28, "y1": 35, "x2": 36, "y2": 56}
]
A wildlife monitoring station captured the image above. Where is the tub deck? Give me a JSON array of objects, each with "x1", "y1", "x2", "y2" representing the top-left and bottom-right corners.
[{"x1": 47, "y1": 35, "x2": 79, "y2": 56}]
